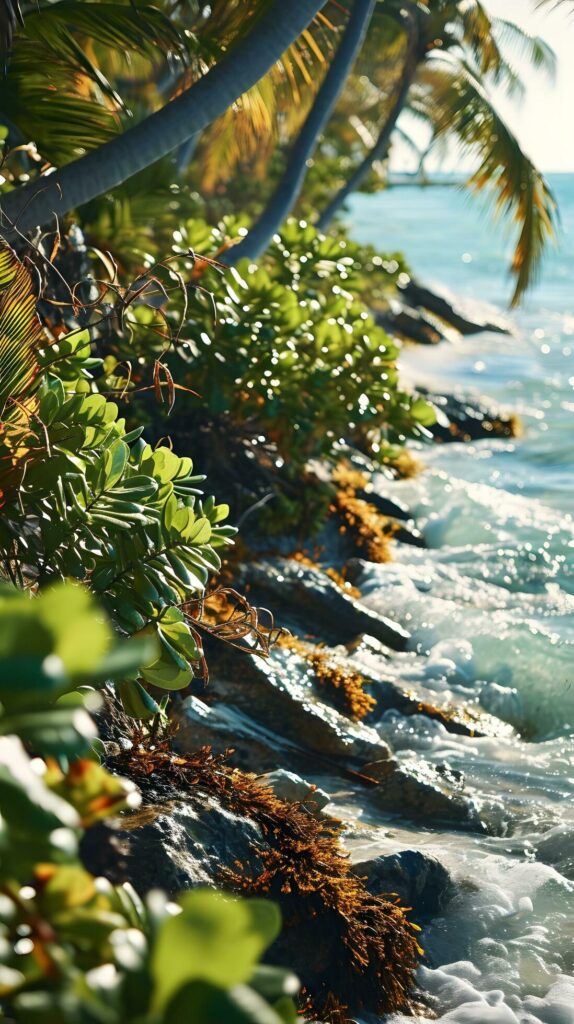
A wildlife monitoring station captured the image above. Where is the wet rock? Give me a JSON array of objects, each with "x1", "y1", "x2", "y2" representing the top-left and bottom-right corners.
[
  {"x1": 205, "y1": 649, "x2": 393, "y2": 766},
  {"x1": 352, "y1": 849, "x2": 455, "y2": 922},
  {"x1": 83, "y1": 748, "x2": 421, "y2": 1019},
  {"x1": 390, "y1": 522, "x2": 427, "y2": 549},
  {"x1": 376, "y1": 301, "x2": 449, "y2": 345},
  {"x1": 173, "y1": 695, "x2": 298, "y2": 773},
  {"x1": 360, "y1": 756, "x2": 482, "y2": 830},
  {"x1": 236, "y1": 557, "x2": 411, "y2": 650},
  {"x1": 418, "y1": 387, "x2": 518, "y2": 443},
  {"x1": 372, "y1": 679, "x2": 515, "y2": 740},
  {"x1": 179, "y1": 655, "x2": 484, "y2": 830},
  {"x1": 353, "y1": 487, "x2": 412, "y2": 522},
  {"x1": 82, "y1": 791, "x2": 266, "y2": 895},
  {"x1": 399, "y1": 278, "x2": 511, "y2": 336},
  {"x1": 259, "y1": 769, "x2": 330, "y2": 813}
]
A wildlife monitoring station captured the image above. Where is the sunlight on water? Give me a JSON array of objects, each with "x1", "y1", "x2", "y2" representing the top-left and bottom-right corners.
[{"x1": 348, "y1": 176, "x2": 574, "y2": 1024}]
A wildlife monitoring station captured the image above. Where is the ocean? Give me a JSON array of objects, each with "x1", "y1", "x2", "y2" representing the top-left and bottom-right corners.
[{"x1": 344, "y1": 175, "x2": 574, "y2": 1023}]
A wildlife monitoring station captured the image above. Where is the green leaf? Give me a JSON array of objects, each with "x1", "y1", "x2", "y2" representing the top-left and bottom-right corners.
[
  {"x1": 410, "y1": 398, "x2": 437, "y2": 427},
  {"x1": 117, "y1": 680, "x2": 160, "y2": 721},
  {"x1": 37, "y1": 583, "x2": 111, "y2": 679},
  {"x1": 164, "y1": 981, "x2": 288, "y2": 1023},
  {"x1": 183, "y1": 517, "x2": 211, "y2": 546},
  {"x1": 103, "y1": 438, "x2": 129, "y2": 488},
  {"x1": 151, "y1": 890, "x2": 282, "y2": 1010}
]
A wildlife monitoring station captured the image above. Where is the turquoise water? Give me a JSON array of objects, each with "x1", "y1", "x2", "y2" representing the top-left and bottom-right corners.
[
  {"x1": 350, "y1": 174, "x2": 574, "y2": 513},
  {"x1": 345, "y1": 178, "x2": 574, "y2": 1023}
]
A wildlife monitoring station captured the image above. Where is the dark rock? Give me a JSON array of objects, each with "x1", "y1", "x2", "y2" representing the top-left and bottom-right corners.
[
  {"x1": 236, "y1": 557, "x2": 411, "y2": 651},
  {"x1": 352, "y1": 849, "x2": 455, "y2": 922},
  {"x1": 204, "y1": 649, "x2": 394, "y2": 766},
  {"x1": 420, "y1": 387, "x2": 518, "y2": 443},
  {"x1": 371, "y1": 679, "x2": 515, "y2": 741},
  {"x1": 376, "y1": 302, "x2": 449, "y2": 345},
  {"x1": 82, "y1": 753, "x2": 422, "y2": 1018},
  {"x1": 180, "y1": 655, "x2": 483, "y2": 830},
  {"x1": 399, "y1": 278, "x2": 511, "y2": 336},
  {"x1": 82, "y1": 792, "x2": 265, "y2": 896},
  {"x1": 173, "y1": 695, "x2": 299, "y2": 774},
  {"x1": 391, "y1": 523, "x2": 427, "y2": 549},
  {"x1": 354, "y1": 487, "x2": 412, "y2": 522},
  {"x1": 360, "y1": 756, "x2": 482, "y2": 830}
]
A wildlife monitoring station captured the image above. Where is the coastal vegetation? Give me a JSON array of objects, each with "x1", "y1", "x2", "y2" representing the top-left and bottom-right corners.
[{"x1": 0, "y1": 1, "x2": 562, "y2": 1021}]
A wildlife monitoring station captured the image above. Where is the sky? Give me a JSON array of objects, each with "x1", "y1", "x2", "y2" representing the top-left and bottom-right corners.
[{"x1": 391, "y1": 0, "x2": 574, "y2": 174}]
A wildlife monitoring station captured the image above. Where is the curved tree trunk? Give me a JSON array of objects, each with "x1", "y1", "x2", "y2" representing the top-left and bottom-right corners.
[
  {"x1": 316, "y1": 19, "x2": 420, "y2": 232},
  {"x1": 0, "y1": 0, "x2": 325, "y2": 238},
  {"x1": 224, "y1": 0, "x2": 376, "y2": 265}
]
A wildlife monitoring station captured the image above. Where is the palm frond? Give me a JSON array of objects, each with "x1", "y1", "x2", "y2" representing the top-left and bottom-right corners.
[
  {"x1": 492, "y1": 17, "x2": 557, "y2": 81},
  {"x1": 419, "y1": 56, "x2": 557, "y2": 306},
  {"x1": 182, "y1": 0, "x2": 337, "y2": 191},
  {"x1": 2, "y1": 46, "x2": 120, "y2": 162},
  {"x1": 0, "y1": 243, "x2": 42, "y2": 419},
  {"x1": 1, "y1": 2, "x2": 187, "y2": 162},
  {"x1": 536, "y1": 0, "x2": 574, "y2": 10},
  {"x1": 197, "y1": 76, "x2": 278, "y2": 191}
]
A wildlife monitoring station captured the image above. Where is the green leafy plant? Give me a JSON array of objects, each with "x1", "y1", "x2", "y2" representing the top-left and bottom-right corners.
[
  {"x1": 96, "y1": 217, "x2": 434, "y2": 480},
  {"x1": 0, "y1": 582, "x2": 300, "y2": 1024},
  {"x1": 0, "y1": 242, "x2": 235, "y2": 719}
]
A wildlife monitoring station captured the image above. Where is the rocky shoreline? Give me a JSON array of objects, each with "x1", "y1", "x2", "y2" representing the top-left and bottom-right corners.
[{"x1": 89, "y1": 289, "x2": 525, "y2": 1019}]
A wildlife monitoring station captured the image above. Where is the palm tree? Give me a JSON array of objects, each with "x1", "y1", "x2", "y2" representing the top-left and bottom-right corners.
[
  {"x1": 0, "y1": 1, "x2": 185, "y2": 163},
  {"x1": 0, "y1": 0, "x2": 326, "y2": 238},
  {"x1": 224, "y1": 0, "x2": 376, "y2": 264},
  {"x1": 315, "y1": 0, "x2": 558, "y2": 304},
  {"x1": 316, "y1": 4, "x2": 421, "y2": 230}
]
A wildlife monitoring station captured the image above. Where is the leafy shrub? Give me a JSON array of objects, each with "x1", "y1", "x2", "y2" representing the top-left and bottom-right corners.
[
  {"x1": 96, "y1": 217, "x2": 434, "y2": 476},
  {"x1": 0, "y1": 583, "x2": 300, "y2": 1024},
  {"x1": 0, "y1": 243, "x2": 234, "y2": 719}
]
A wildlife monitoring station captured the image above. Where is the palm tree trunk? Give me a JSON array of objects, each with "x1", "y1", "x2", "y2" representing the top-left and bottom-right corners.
[
  {"x1": 0, "y1": 0, "x2": 325, "y2": 238},
  {"x1": 316, "y1": 20, "x2": 420, "y2": 231},
  {"x1": 223, "y1": 0, "x2": 376, "y2": 265}
]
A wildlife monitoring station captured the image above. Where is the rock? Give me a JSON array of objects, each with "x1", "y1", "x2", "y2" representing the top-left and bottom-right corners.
[
  {"x1": 82, "y1": 791, "x2": 266, "y2": 896},
  {"x1": 390, "y1": 522, "x2": 427, "y2": 549},
  {"x1": 353, "y1": 488, "x2": 412, "y2": 522},
  {"x1": 399, "y1": 278, "x2": 511, "y2": 336},
  {"x1": 376, "y1": 301, "x2": 449, "y2": 345},
  {"x1": 352, "y1": 849, "x2": 455, "y2": 922},
  {"x1": 417, "y1": 387, "x2": 518, "y2": 443},
  {"x1": 258, "y1": 769, "x2": 330, "y2": 813},
  {"x1": 82, "y1": 748, "x2": 421, "y2": 1019},
  {"x1": 372, "y1": 679, "x2": 515, "y2": 740},
  {"x1": 205, "y1": 649, "x2": 394, "y2": 767},
  {"x1": 173, "y1": 695, "x2": 299, "y2": 773},
  {"x1": 360, "y1": 756, "x2": 483, "y2": 830},
  {"x1": 181, "y1": 654, "x2": 484, "y2": 831},
  {"x1": 236, "y1": 557, "x2": 411, "y2": 651}
]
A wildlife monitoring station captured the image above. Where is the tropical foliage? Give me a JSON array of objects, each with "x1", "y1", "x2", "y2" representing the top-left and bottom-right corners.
[
  {"x1": 0, "y1": 0, "x2": 559, "y2": 306},
  {"x1": 0, "y1": 0, "x2": 565, "y2": 1020},
  {"x1": 0, "y1": 582, "x2": 300, "y2": 1024},
  {"x1": 0, "y1": 243, "x2": 234, "y2": 720}
]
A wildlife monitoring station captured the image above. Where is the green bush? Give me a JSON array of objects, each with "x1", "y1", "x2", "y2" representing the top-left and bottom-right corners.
[
  {"x1": 96, "y1": 217, "x2": 434, "y2": 475},
  {"x1": 0, "y1": 584, "x2": 301, "y2": 1024},
  {"x1": 0, "y1": 243, "x2": 234, "y2": 720}
]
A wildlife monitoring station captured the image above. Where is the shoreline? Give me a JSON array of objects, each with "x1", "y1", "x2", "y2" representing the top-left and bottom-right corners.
[{"x1": 95, "y1": 280, "x2": 573, "y2": 1021}]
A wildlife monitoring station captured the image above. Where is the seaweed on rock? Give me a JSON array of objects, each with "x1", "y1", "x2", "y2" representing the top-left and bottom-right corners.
[
  {"x1": 113, "y1": 735, "x2": 421, "y2": 1022},
  {"x1": 279, "y1": 634, "x2": 376, "y2": 721}
]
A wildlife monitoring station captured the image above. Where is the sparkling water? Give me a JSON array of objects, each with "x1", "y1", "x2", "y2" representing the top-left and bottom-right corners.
[{"x1": 346, "y1": 176, "x2": 574, "y2": 1023}]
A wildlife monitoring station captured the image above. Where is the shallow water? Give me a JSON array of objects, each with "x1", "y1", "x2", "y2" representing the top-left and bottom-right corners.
[{"x1": 343, "y1": 177, "x2": 574, "y2": 1023}]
